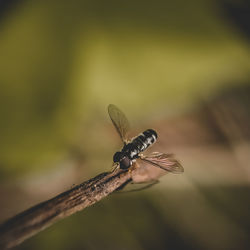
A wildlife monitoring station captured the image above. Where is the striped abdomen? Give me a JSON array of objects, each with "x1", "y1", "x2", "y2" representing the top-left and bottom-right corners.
[{"x1": 122, "y1": 129, "x2": 158, "y2": 160}]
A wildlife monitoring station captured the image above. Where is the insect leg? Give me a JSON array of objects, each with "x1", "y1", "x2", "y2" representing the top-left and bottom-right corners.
[
  {"x1": 110, "y1": 162, "x2": 120, "y2": 173},
  {"x1": 115, "y1": 180, "x2": 160, "y2": 193}
]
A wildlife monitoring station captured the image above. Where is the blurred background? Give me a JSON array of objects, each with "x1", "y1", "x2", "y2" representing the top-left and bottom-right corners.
[{"x1": 0, "y1": 0, "x2": 250, "y2": 249}]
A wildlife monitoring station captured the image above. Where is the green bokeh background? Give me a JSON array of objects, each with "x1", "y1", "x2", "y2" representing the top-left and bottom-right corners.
[{"x1": 0, "y1": 0, "x2": 249, "y2": 249}]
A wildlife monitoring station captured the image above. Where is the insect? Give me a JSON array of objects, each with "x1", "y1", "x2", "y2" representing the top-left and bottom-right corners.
[{"x1": 108, "y1": 104, "x2": 184, "y2": 176}]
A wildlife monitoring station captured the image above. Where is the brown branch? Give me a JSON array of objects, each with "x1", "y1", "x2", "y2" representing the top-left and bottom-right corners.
[{"x1": 0, "y1": 169, "x2": 132, "y2": 249}]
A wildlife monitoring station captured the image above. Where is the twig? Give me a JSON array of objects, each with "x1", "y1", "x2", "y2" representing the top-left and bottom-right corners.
[{"x1": 0, "y1": 169, "x2": 132, "y2": 249}]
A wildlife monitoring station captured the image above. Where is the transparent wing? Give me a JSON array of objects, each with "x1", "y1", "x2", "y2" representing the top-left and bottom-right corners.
[
  {"x1": 141, "y1": 152, "x2": 184, "y2": 174},
  {"x1": 116, "y1": 161, "x2": 161, "y2": 192},
  {"x1": 108, "y1": 104, "x2": 130, "y2": 142},
  {"x1": 131, "y1": 159, "x2": 168, "y2": 183}
]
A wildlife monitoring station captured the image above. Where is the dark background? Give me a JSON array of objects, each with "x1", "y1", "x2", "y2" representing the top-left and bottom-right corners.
[{"x1": 0, "y1": 0, "x2": 249, "y2": 249}]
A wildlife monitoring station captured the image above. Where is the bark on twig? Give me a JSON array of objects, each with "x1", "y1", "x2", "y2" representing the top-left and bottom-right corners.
[{"x1": 0, "y1": 169, "x2": 132, "y2": 249}]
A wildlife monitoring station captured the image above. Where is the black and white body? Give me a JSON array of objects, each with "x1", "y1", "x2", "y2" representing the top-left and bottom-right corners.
[
  {"x1": 113, "y1": 129, "x2": 157, "y2": 169},
  {"x1": 108, "y1": 104, "x2": 184, "y2": 174}
]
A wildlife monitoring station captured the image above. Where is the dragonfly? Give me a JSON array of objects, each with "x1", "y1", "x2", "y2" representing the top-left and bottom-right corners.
[{"x1": 108, "y1": 104, "x2": 184, "y2": 181}]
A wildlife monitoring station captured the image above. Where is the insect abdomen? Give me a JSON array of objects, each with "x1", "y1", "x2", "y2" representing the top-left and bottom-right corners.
[
  {"x1": 133, "y1": 129, "x2": 158, "y2": 151},
  {"x1": 123, "y1": 129, "x2": 158, "y2": 160}
]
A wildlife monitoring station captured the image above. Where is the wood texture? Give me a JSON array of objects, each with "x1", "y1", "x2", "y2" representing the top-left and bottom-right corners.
[{"x1": 0, "y1": 169, "x2": 132, "y2": 249}]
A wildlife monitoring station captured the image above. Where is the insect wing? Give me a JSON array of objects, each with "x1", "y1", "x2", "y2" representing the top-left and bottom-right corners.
[
  {"x1": 108, "y1": 104, "x2": 130, "y2": 142},
  {"x1": 131, "y1": 159, "x2": 168, "y2": 184},
  {"x1": 116, "y1": 160, "x2": 161, "y2": 192},
  {"x1": 141, "y1": 152, "x2": 184, "y2": 174}
]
